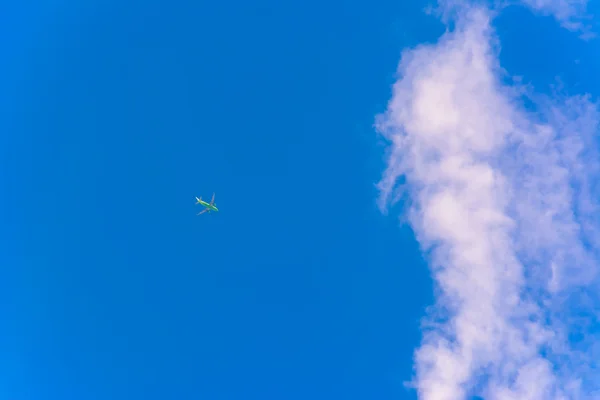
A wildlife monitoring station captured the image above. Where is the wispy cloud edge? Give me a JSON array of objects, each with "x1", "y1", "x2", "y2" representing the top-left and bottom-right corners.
[{"x1": 377, "y1": 4, "x2": 600, "y2": 399}]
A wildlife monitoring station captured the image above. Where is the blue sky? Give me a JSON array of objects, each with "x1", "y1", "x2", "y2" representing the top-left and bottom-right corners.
[
  {"x1": 2, "y1": 1, "x2": 434, "y2": 399},
  {"x1": 2, "y1": 0, "x2": 600, "y2": 399}
]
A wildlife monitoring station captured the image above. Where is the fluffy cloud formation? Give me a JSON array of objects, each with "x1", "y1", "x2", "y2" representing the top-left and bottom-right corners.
[{"x1": 377, "y1": 4, "x2": 600, "y2": 400}]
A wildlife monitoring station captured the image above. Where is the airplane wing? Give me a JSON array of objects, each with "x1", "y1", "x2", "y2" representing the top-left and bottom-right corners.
[
  {"x1": 197, "y1": 208, "x2": 209, "y2": 215},
  {"x1": 210, "y1": 192, "x2": 215, "y2": 205}
]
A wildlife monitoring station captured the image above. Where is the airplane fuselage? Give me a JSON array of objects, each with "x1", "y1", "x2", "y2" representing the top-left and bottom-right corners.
[{"x1": 198, "y1": 200, "x2": 218, "y2": 212}]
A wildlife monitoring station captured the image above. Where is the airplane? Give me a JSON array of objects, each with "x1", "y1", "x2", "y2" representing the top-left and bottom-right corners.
[{"x1": 195, "y1": 193, "x2": 218, "y2": 215}]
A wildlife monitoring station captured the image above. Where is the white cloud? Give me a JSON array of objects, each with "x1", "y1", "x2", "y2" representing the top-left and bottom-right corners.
[
  {"x1": 377, "y1": 5, "x2": 600, "y2": 400},
  {"x1": 431, "y1": 0, "x2": 593, "y2": 35},
  {"x1": 517, "y1": 0, "x2": 591, "y2": 33}
]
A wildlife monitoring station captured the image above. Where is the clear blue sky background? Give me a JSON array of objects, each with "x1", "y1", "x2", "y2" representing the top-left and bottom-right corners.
[
  {"x1": 2, "y1": 1, "x2": 598, "y2": 399},
  {"x1": 1, "y1": 1, "x2": 439, "y2": 399}
]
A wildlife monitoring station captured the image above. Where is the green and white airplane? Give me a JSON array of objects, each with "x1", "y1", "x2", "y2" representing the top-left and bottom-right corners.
[{"x1": 195, "y1": 193, "x2": 218, "y2": 215}]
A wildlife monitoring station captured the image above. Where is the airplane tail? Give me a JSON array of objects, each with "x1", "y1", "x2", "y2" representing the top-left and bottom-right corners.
[{"x1": 195, "y1": 196, "x2": 202, "y2": 204}]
